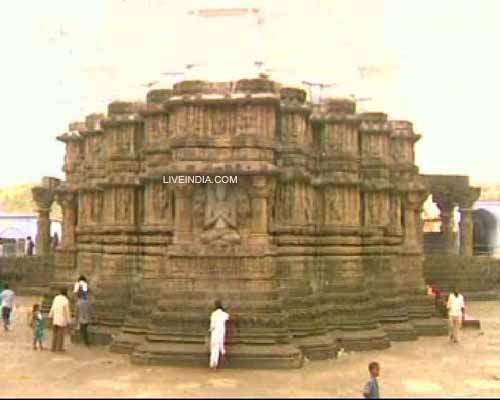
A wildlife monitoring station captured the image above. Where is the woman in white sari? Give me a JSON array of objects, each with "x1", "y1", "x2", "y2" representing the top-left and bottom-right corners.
[{"x1": 209, "y1": 300, "x2": 230, "y2": 369}]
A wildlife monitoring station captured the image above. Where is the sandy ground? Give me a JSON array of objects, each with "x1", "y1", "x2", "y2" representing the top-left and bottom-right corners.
[{"x1": 1, "y1": 297, "x2": 500, "y2": 398}]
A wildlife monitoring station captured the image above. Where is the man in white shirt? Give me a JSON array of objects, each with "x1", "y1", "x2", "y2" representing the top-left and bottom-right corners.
[
  {"x1": 209, "y1": 300, "x2": 230, "y2": 369},
  {"x1": 0, "y1": 284, "x2": 15, "y2": 331},
  {"x1": 447, "y1": 288, "x2": 465, "y2": 343},
  {"x1": 49, "y1": 288, "x2": 71, "y2": 352}
]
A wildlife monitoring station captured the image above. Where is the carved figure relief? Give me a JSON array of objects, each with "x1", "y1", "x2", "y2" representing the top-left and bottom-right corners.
[
  {"x1": 275, "y1": 183, "x2": 294, "y2": 223},
  {"x1": 304, "y1": 185, "x2": 313, "y2": 224},
  {"x1": 146, "y1": 117, "x2": 163, "y2": 144},
  {"x1": 113, "y1": 128, "x2": 131, "y2": 154},
  {"x1": 78, "y1": 193, "x2": 89, "y2": 224},
  {"x1": 237, "y1": 104, "x2": 254, "y2": 135},
  {"x1": 326, "y1": 188, "x2": 342, "y2": 224},
  {"x1": 268, "y1": 187, "x2": 276, "y2": 225},
  {"x1": 91, "y1": 191, "x2": 103, "y2": 222},
  {"x1": 212, "y1": 107, "x2": 227, "y2": 136},
  {"x1": 396, "y1": 142, "x2": 405, "y2": 162},
  {"x1": 289, "y1": 115, "x2": 299, "y2": 143},
  {"x1": 159, "y1": 184, "x2": 175, "y2": 222},
  {"x1": 115, "y1": 188, "x2": 132, "y2": 223},
  {"x1": 363, "y1": 193, "x2": 373, "y2": 226},
  {"x1": 193, "y1": 183, "x2": 250, "y2": 245}
]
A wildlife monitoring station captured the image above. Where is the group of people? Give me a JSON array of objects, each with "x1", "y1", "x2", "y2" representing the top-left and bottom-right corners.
[
  {"x1": 208, "y1": 288, "x2": 465, "y2": 399},
  {"x1": 0, "y1": 275, "x2": 466, "y2": 396},
  {"x1": 0, "y1": 284, "x2": 230, "y2": 367},
  {"x1": 48, "y1": 275, "x2": 94, "y2": 351},
  {"x1": 361, "y1": 288, "x2": 465, "y2": 398},
  {"x1": 0, "y1": 275, "x2": 95, "y2": 352},
  {"x1": 24, "y1": 233, "x2": 59, "y2": 256}
]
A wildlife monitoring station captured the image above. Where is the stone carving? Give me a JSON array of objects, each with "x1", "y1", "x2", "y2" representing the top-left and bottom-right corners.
[
  {"x1": 91, "y1": 191, "x2": 103, "y2": 223},
  {"x1": 326, "y1": 188, "x2": 342, "y2": 224},
  {"x1": 115, "y1": 188, "x2": 132, "y2": 223},
  {"x1": 194, "y1": 183, "x2": 250, "y2": 245},
  {"x1": 158, "y1": 184, "x2": 175, "y2": 222}
]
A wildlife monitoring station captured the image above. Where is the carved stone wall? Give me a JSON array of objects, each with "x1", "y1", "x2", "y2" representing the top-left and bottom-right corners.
[
  {"x1": 0, "y1": 256, "x2": 54, "y2": 295},
  {"x1": 423, "y1": 255, "x2": 500, "y2": 300},
  {"x1": 41, "y1": 77, "x2": 448, "y2": 368}
]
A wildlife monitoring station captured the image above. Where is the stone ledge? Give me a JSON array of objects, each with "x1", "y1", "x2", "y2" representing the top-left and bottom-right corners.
[{"x1": 131, "y1": 342, "x2": 303, "y2": 369}]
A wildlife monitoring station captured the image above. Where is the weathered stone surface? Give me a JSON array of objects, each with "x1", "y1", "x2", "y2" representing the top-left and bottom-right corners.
[
  {"x1": 422, "y1": 174, "x2": 481, "y2": 256},
  {"x1": 0, "y1": 256, "x2": 54, "y2": 295},
  {"x1": 37, "y1": 77, "x2": 450, "y2": 368},
  {"x1": 424, "y1": 254, "x2": 500, "y2": 300}
]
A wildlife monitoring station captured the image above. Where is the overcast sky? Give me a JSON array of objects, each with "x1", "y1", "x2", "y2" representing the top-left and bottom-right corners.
[{"x1": 0, "y1": 0, "x2": 498, "y2": 186}]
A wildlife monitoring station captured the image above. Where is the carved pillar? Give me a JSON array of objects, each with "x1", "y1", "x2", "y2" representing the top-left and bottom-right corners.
[
  {"x1": 55, "y1": 191, "x2": 77, "y2": 248},
  {"x1": 403, "y1": 190, "x2": 428, "y2": 252},
  {"x1": 459, "y1": 208, "x2": 474, "y2": 256},
  {"x1": 249, "y1": 176, "x2": 273, "y2": 247},
  {"x1": 173, "y1": 184, "x2": 194, "y2": 244},
  {"x1": 38, "y1": 209, "x2": 51, "y2": 255},
  {"x1": 458, "y1": 187, "x2": 481, "y2": 256},
  {"x1": 400, "y1": 186, "x2": 447, "y2": 335},
  {"x1": 443, "y1": 211, "x2": 456, "y2": 254},
  {"x1": 32, "y1": 186, "x2": 55, "y2": 256},
  {"x1": 434, "y1": 196, "x2": 457, "y2": 254}
]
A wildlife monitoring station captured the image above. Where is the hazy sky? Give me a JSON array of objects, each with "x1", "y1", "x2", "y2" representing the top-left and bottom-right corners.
[{"x1": 0, "y1": 0, "x2": 498, "y2": 186}]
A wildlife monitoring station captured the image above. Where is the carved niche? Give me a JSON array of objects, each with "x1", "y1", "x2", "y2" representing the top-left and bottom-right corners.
[
  {"x1": 192, "y1": 183, "x2": 251, "y2": 246},
  {"x1": 325, "y1": 186, "x2": 344, "y2": 225},
  {"x1": 150, "y1": 182, "x2": 175, "y2": 224},
  {"x1": 114, "y1": 188, "x2": 134, "y2": 224},
  {"x1": 78, "y1": 192, "x2": 92, "y2": 225},
  {"x1": 274, "y1": 182, "x2": 294, "y2": 223},
  {"x1": 90, "y1": 191, "x2": 104, "y2": 223},
  {"x1": 145, "y1": 115, "x2": 168, "y2": 145}
]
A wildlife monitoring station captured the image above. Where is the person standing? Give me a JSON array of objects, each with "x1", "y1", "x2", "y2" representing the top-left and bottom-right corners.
[
  {"x1": 75, "y1": 296, "x2": 96, "y2": 346},
  {"x1": 49, "y1": 288, "x2": 71, "y2": 352},
  {"x1": 30, "y1": 304, "x2": 45, "y2": 350},
  {"x1": 447, "y1": 288, "x2": 465, "y2": 343},
  {"x1": 26, "y1": 236, "x2": 35, "y2": 256},
  {"x1": 51, "y1": 233, "x2": 59, "y2": 251},
  {"x1": 73, "y1": 275, "x2": 88, "y2": 300},
  {"x1": 209, "y1": 300, "x2": 230, "y2": 369},
  {"x1": 0, "y1": 284, "x2": 15, "y2": 331},
  {"x1": 363, "y1": 361, "x2": 381, "y2": 399}
]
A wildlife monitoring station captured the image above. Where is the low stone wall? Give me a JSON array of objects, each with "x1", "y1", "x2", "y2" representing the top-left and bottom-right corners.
[
  {"x1": 0, "y1": 255, "x2": 54, "y2": 295},
  {"x1": 423, "y1": 255, "x2": 500, "y2": 300}
]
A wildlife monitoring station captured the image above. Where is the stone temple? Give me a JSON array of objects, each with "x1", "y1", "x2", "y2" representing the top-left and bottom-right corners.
[{"x1": 33, "y1": 77, "x2": 449, "y2": 368}]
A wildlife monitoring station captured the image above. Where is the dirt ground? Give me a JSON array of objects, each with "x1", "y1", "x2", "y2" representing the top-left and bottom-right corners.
[{"x1": 1, "y1": 296, "x2": 500, "y2": 398}]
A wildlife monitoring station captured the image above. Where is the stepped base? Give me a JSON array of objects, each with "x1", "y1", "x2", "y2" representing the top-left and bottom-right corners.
[
  {"x1": 412, "y1": 317, "x2": 448, "y2": 336},
  {"x1": 463, "y1": 291, "x2": 498, "y2": 301},
  {"x1": 463, "y1": 315, "x2": 481, "y2": 329},
  {"x1": 292, "y1": 333, "x2": 337, "y2": 360},
  {"x1": 131, "y1": 342, "x2": 303, "y2": 369},
  {"x1": 110, "y1": 331, "x2": 146, "y2": 354},
  {"x1": 87, "y1": 325, "x2": 115, "y2": 345},
  {"x1": 382, "y1": 322, "x2": 418, "y2": 341},
  {"x1": 336, "y1": 328, "x2": 390, "y2": 351}
]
